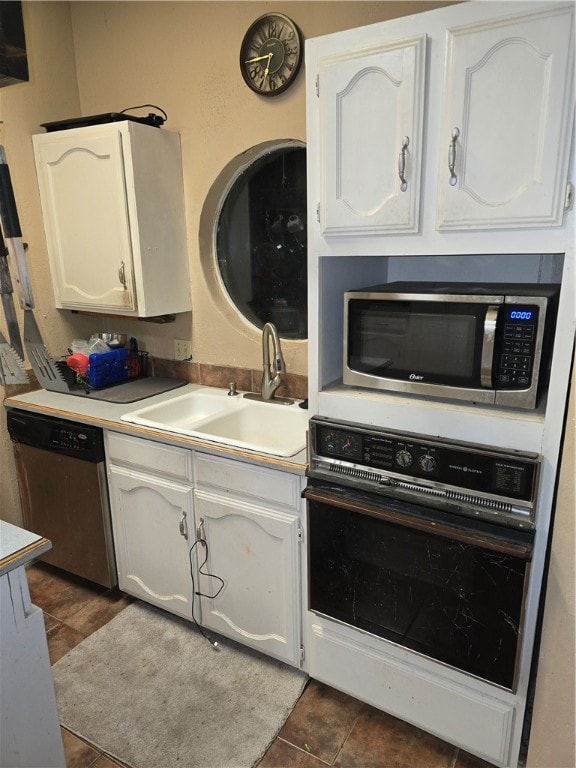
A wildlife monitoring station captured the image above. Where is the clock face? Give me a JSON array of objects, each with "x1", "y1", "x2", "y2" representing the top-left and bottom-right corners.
[{"x1": 240, "y1": 14, "x2": 303, "y2": 97}]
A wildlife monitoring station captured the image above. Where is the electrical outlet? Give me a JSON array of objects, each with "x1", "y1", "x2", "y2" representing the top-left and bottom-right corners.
[{"x1": 174, "y1": 339, "x2": 192, "y2": 361}]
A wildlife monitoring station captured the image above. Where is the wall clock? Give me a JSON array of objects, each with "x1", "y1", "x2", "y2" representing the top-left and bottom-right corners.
[{"x1": 240, "y1": 14, "x2": 303, "y2": 97}]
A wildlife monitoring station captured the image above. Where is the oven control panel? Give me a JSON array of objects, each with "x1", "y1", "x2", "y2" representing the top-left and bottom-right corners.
[{"x1": 309, "y1": 416, "x2": 539, "y2": 527}]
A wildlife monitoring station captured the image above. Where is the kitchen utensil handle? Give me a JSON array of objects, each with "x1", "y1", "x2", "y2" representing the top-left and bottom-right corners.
[
  {"x1": 0, "y1": 146, "x2": 22, "y2": 237},
  {"x1": 0, "y1": 145, "x2": 34, "y2": 308},
  {"x1": 448, "y1": 127, "x2": 460, "y2": 186},
  {"x1": 398, "y1": 136, "x2": 410, "y2": 192}
]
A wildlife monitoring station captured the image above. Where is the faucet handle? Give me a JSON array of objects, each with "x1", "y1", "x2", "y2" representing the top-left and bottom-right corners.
[{"x1": 227, "y1": 381, "x2": 238, "y2": 396}]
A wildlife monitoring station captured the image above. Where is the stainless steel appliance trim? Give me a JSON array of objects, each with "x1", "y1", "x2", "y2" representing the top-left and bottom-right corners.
[
  {"x1": 344, "y1": 290, "x2": 505, "y2": 304},
  {"x1": 494, "y1": 295, "x2": 549, "y2": 410},
  {"x1": 480, "y1": 305, "x2": 499, "y2": 388},
  {"x1": 342, "y1": 366, "x2": 498, "y2": 403}
]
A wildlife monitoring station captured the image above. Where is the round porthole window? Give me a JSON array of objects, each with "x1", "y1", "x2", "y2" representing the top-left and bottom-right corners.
[{"x1": 214, "y1": 141, "x2": 307, "y2": 339}]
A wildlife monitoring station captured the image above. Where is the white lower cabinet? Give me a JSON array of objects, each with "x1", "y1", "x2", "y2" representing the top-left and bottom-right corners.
[
  {"x1": 105, "y1": 431, "x2": 304, "y2": 666},
  {"x1": 107, "y1": 466, "x2": 195, "y2": 619},
  {"x1": 306, "y1": 614, "x2": 516, "y2": 767},
  {"x1": 105, "y1": 431, "x2": 196, "y2": 619},
  {"x1": 193, "y1": 453, "x2": 303, "y2": 666},
  {"x1": 194, "y1": 490, "x2": 301, "y2": 665}
]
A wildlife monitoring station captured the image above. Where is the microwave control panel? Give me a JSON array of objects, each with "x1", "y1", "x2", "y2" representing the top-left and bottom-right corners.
[{"x1": 496, "y1": 305, "x2": 539, "y2": 389}]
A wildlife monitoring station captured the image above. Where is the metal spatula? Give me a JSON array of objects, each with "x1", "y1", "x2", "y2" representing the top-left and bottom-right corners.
[
  {"x1": 0, "y1": 144, "x2": 70, "y2": 393},
  {"x1": 23, "y1": 311, "x2": 69, "y2": 392},
  {"x1": 0, "y1": 329, "x2": 28, "y2": 384}
]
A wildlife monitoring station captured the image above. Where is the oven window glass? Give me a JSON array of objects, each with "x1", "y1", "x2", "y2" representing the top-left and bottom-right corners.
[
  {"x1": 348, "y1": 300, "x2": 485, "y2": 384},
  {"x1": 308, "y1": 500, "x2": 529, "y2": 689}
]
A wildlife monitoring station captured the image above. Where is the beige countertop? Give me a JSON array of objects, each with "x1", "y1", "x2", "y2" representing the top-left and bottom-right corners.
[
  {"x1": 0, "y1": 520, "x2": 52, "y2": 577},
  {"x1": 4, "y1": 383, "x2": 308, "y2": 474}
]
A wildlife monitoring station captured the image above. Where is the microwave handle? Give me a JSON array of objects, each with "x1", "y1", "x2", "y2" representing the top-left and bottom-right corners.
[{"x1": 481, "y1": 305, "x2": 500, "y2": 388}]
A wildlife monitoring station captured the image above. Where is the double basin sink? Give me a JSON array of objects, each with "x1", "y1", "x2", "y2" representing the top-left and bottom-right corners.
[{"x1": 121, "y1": 387, "x2": 308, "y2": 458}]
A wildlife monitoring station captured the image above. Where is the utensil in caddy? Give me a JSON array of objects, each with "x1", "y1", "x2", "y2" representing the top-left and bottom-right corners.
[
  {"x1": 0, "y1": 329, "x2": 27, "y2": 385},
  {"x1": 0, "y1": 208, "x2": 27, "y2": 384},
  {"x1": 0, "y1": 145, "x2": 69, "y2": 391}
]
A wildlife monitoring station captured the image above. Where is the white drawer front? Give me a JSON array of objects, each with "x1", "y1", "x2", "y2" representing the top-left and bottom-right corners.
[
  {"x1": 105, "y1": 431, "x2": 192, "y2": 482},
  {"x1": 194, "y1": 452, "x2": 300, "y2": 509}
]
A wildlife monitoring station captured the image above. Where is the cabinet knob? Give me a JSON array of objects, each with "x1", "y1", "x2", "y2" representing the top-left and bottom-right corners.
[
  {"x1": 118, "y1": 261, "x2": 127, "y2": 289},
  {"x1": 448, "y1": 127, "x2": 460, "y2": 186},
  {"x1": 196, "y1": 517, "x2": 206, "y2": 544},
  {"x1": 398, "y1": 136, "x2": 410, "y2": 193},
  {"x1": 179, "y1": 512, "x2": 188, "y2": 540}
]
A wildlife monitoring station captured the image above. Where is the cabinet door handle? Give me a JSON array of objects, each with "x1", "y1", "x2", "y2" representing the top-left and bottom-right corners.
[
  {"x1": 118, "y1": 261, "x2": 127, "y2": 289},
  {"x1": 398, "y1": 136, "x2": 410, "y2": 192},
  {"x1": 196, "y1": 517, "x2": 206, "y2": 544},
  {"x1": 448, "y1": 127, "x2": 460, "y2": 186},
  {"x1": 179, "y1": 512, "x2": 188, "y2": 540}
]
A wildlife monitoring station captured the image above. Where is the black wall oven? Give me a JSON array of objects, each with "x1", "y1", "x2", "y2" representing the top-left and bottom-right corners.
[{"x1": 305, "y1": 417, "x2": 539, "y2": 691}]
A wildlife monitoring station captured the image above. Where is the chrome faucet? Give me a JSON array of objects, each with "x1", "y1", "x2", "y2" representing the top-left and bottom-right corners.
[
  {"x1": 261, "y1": 322, "x2": 285, "y2": 401},
  {"x1": 244, "y1": 322, "x2": 293, "y2": 404}
]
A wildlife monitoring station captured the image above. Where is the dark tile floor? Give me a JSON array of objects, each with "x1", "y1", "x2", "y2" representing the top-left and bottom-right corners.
[{"x1": 28, "y1": 561, "x2": 494, "y2": 768}]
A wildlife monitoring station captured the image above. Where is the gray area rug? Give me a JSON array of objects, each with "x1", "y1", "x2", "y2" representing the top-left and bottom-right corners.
[{"x1": 52, "y1": 602, "x2": 307, "y2": 768}]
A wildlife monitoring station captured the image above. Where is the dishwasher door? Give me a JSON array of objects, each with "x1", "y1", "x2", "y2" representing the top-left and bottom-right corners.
[{"x1": 8, "y1": 410, "x2": 117, "y2": 588}]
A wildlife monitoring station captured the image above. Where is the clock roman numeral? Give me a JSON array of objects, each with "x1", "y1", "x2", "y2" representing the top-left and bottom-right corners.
[{"x1": 268, "y1": 20, "x2": 281, "y2": 37}]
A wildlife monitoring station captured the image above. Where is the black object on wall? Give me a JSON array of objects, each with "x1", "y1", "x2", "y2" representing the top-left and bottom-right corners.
[{"x1": 0, "y1": 1, "x2": 28, "y2": 87}]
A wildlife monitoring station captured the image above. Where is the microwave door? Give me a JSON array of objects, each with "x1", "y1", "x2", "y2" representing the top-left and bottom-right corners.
[{"x1": 344, "y1": 298, "x2": 500, "y2": 405}]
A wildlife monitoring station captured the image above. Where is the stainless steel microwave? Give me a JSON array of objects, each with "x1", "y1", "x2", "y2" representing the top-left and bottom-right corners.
[{"x1": 344, "y1": 282, "x2": 560, "y2": 409}]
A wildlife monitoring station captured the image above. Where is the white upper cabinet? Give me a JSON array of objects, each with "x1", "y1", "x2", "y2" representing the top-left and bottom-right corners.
[
  {"x1": 437, "y1": 4, "x2": 575, "y2": 230},
  {"x1": 319, "y1": 35, "x2": 426, "y2": 235},
  {"x1": 33, "y1": 121, "x2": 191, "y2": 317},
  {"x1": 307, "y1": 1, "x2": 575, "y2": 255}
]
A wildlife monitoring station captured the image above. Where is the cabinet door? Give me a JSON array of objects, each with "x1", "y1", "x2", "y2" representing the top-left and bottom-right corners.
[
  {"x1": 437, "y1": 4, "x2": 575, "y2": 230},
  {"x1": 319, "y1": 34, "x2": 426, "y2": 236},
  {"x1": 108, "y1": 466, "x2": 194, "y2": 619},
  {"x1": 194, "y1": 490, "x2": 301, "y2": 666},
  {"x1": 33, "y1": 131, "x2": 136, "y2": 311}
]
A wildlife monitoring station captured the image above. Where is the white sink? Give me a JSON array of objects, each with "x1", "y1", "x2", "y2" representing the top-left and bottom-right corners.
[
  {"x1": 122, "y1": 387, "x2": 308, "y2": 457},
  {"x1": 122, "y1": 388, "x2": 233, "y2": 431}
]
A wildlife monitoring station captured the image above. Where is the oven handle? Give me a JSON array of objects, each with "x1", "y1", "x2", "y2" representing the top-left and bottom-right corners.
[{"x1": 303, "y1": 486, "x2": 533, "y2": 560}]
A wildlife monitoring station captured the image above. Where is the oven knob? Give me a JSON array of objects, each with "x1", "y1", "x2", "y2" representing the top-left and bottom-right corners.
[
  {"x1": 395, "y1": 449, "x2": 413, "y2": 468},
  {"x1": 419, "y1": 454, "x2": 437, "y2": 473}
]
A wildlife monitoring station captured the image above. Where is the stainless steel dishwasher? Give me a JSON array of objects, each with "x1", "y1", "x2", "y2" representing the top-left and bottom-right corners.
[{"x1": 7, "y1": 409, "x2": 117, "y2": 588}]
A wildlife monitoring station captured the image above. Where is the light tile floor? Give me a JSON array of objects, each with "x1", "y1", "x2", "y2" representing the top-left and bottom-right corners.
[{"x1": 28, "y1": 562, "x2": 495, "y2": 768}]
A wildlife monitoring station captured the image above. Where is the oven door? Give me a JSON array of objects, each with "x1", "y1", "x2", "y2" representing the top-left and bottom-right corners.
[{"x1": 305, "y1": 483, "x2": 533, "y2": 691}]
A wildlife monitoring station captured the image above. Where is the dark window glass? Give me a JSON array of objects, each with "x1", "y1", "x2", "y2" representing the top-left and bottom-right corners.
[{"x1": 216, "y1": 146, "x2": 307, "y2": 339}]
